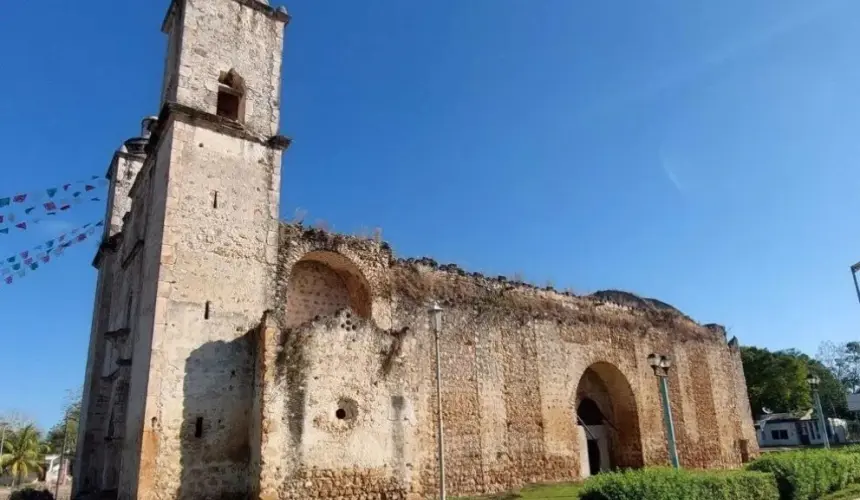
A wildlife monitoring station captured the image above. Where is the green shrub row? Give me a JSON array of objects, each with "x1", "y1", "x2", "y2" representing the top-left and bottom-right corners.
[
  {"x1": 748, "y1": 449, "x2": 860, "y2": 500},
  {"x1": 578, "y1": 467, "x2": 779, "y2": 500},
  {"x1": 576, "y1": 447, "x2": 860, "y2": 500}
]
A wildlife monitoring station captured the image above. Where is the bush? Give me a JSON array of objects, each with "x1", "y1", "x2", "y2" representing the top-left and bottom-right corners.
[
  {"x1": 747, "y1": 449, "x2": 860, "y2": 500},
  {"x1": 579, "y1": 467, "x2": 779, "y2": 500},
  {"x1": 9, "y1": 488, "x2": 55, "y2": 500}
]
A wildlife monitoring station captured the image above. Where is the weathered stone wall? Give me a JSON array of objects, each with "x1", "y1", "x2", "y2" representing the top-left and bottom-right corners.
[
  {"x1": 163, "y1": 0, "x2": 288, "y2": 137},
  {"x1": 123, "y1": 112, "x2": 282, "y2": 500},
  {"x1": 119, "y1": 123, "x2": 173, "y2": 500},
  {"x1": 256, "y1": 227, "x2": 759, "y2": 499},
  {"x1": 75, "y1": 148, "x2": 146, "y2": 497}
]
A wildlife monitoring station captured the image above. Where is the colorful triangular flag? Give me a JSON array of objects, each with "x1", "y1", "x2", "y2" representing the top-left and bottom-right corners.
[
  {"x1": 15, "y1": 222, "x2": 26, "y2": 230},
  {"x1": 13, "y1": 194, "x2": 26, "y2": 203},
  {"x1": 46, "y1": 188, "x2": 57, "y2": 198},
  {"x1": 24, "y1": 207, "x2": 35, "y2": 215}
]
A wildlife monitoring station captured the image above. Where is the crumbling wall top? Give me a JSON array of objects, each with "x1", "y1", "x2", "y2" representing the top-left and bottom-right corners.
[{"x1": 276, "y1": 222, "x2": 728, "y2": 343}]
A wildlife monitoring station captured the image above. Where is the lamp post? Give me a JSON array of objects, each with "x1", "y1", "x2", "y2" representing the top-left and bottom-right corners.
[
  {"x1": 807, "y1": 374, "x2": 830, "y2": 449},
  {"x1": 429, "y1": 301, "x2": 446, "y2": 500},
  {"x1": 648, "y1": 353, "x2": 680, "y2": 469}
]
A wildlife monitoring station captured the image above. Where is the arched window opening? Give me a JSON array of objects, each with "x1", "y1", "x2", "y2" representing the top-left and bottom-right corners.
[
  {"x1": 216, "y1": 69, "x2": 245, "y2": 122},
  {"x1": 284, "y1": 251, "x2": 371, "y2": 329}
]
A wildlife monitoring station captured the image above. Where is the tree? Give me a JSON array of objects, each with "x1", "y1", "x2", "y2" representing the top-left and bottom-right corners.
[
  {"x1": 44, "y1": 390, "x2": 81, "y2": 455},
  {"x1": 787, "y1": 349, "x2": 851, "y2": 419},
  {"x1": 741, "y1": 346, "x2": 812, "y2": 418},
  {"x1": 817, "y1": 341, "x2": 860, "y2": 394},
  {"x1": 1, "y1": 424, "x2": 46, "y2": 486},
  {"x1": 0, "y1": 411, "x2": 36, "y2": 434}
]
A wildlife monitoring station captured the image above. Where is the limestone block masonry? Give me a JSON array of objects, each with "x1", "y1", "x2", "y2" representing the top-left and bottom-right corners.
[{"x1": 74, "y1": 1, "x2": 759, "y2": 499}]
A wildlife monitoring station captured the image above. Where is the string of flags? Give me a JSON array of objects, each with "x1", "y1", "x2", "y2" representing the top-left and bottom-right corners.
[
  {"x1": 0, "y1": 220, "x2": 104, "y2": 285},
  {"x1": 0, "y1": 175, "x2": 107, "y2": 207},
  {"x1": 0, "y1": 175, "x2": 107, "y2": 235}
]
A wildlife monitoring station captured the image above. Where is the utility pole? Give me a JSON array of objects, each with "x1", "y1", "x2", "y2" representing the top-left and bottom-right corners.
[
  {"x1": 851, "y1": 262, "x2": 860, "y2": 305},
  {"x1": 55, "y1": 414, "x2": 71, "y2": 500},
  {"x1": 0, "y1": 423, "x2": 6, "y2": 475}
]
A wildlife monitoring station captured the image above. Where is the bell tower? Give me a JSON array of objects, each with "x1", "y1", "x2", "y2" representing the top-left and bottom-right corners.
[
  {"x1": 160, "y1": 0, "x2": 290, "y2": 137},
  {"x1": 75, "y1": 1, "x2": 292, "y2": 499}
]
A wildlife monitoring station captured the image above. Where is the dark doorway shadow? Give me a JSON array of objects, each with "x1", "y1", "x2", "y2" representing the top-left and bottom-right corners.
[{"x1": 587, "y1": 440, "x2": 601, "y2": 476}]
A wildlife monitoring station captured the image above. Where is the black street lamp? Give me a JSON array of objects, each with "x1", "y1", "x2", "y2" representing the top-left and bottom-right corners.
[
  {"x1": 648, "y1": 353, "x2": 680, "y2": 468},
  {"x1": 807, "y1": 374, "x2": 830, "y2": 449}
]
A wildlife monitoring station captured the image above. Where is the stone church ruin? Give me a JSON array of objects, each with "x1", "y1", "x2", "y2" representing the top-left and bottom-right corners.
[{"x1": 74, "y1": 1, "x2": 759, "y2": 499}]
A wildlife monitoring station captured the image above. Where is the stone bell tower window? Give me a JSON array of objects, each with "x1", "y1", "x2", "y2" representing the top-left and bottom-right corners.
[{"x1": 216, "y1": 69, "x2": 245, "y2": 122}]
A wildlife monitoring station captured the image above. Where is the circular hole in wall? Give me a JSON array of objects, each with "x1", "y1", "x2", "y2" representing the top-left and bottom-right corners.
[{"x1": 335, "y1": 397, "x2": 359, "y2": 421}]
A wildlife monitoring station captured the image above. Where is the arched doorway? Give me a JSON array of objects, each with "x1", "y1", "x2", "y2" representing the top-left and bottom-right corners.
[{"x1": 574, "y1": 362, "x2": 643, "y2": 478}]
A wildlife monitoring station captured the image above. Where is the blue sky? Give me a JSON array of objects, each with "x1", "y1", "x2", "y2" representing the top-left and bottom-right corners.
[{"x1": 2, "y1": 0, "x2": 860, "y2": 428}]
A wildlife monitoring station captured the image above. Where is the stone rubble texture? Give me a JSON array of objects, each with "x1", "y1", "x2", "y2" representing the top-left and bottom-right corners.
[{"x1": 74, "y1": 1, "x2": 759, "y2": 499}]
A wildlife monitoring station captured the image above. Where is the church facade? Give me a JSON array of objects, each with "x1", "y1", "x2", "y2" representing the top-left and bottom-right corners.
[{"x1": 74, "y1": 1, "x2": 758, "y2": 499}]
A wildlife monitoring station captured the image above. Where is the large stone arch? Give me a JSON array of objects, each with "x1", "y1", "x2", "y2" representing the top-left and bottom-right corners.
[
  {"x1": 574, "y1": 361, "x2": 644, "y2": 470},
  {"x1": 284, "y1": 251, "x2": 372, "y2": 328}
]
